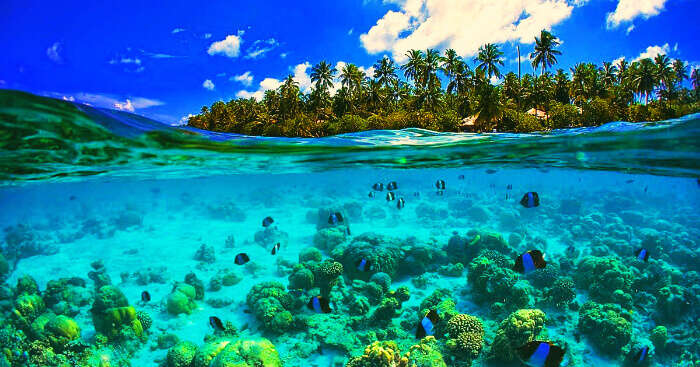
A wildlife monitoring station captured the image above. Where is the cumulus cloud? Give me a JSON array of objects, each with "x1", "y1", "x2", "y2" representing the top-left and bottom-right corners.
[
  {"x1": 633, "y1": 43, "x2": 670, "y2": 61},
  {"x1": 232, "y1": 71, "x2": 254, "y2": 87},
  {"x1": 47, "y1": 42, "x2": 62, "y2": 63},
  {"x1": 606, "y1": 0, "x2": 668, "y2": 29},
  {"x1": 203, "y1": 79, "x2": 215, "y2": 90},
  {"x1": 204, "y1": 33, "x2": 212, "y2": 39},
  {"x1": 280, "y1": 53, "x2": 288, "y2": 59},
  {"x1": 108, "y1": 56, "x2": 145, "y2": 72},
  {"x1": 245, "y1": 38, "x2": 280, "y2": 59},
  {"x1": 360, "y1": 0, "x2": 579, "y2": 61},
  {"x1": 171, "y1": 28, "x2": 186, "y2": 34},
  {"x1": 207, "y1": 31, "x2": 244, "y2": 58},
  {"x1": 236, "y1": 77, "x2": 283, "y2": 100}
]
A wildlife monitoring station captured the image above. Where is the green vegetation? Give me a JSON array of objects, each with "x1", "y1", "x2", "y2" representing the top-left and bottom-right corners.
[{"x1": 189, "y1": 30, "x2": 700, "y2": 136}]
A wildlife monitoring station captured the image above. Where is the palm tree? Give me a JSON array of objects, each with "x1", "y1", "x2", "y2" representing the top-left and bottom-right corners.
[
  {"x1": 422, "y1": 49, "x2": 442, "y2": 91},
  {"x1": 442, "y1": 49, "x2": 462, "y2": 93},
  {"x1": 310, "y1": 61, "x2": 337, "y2": 93},
  {"x1": 278, "y1": 75, "x2": 300, "y2": 119},
  {"x1": 600, "y1": 62, "x2": 618, "y2": 89},
  {"x1": 632, "y1": 58, "x2": 657, "y2": 105},
  {"x1": 502, "y1": 72, "x2": 522, "y2": 107},
  {"x1": 373, "y1": 57, "x2": 398, "y2": 89},
  {"x1": 475, "y1": 43, "x2": 504, "y2": 80},
  {"x1": 672, "y1": 59, "x2": 688, "y2": 88},
  {"x1": 530, "y1": 30, "x2": 561, "y2": 75},
  {"x1": 654, "y1": 54, "x2": 673, "y2": 90},
  {"x1": 474, "y1": 83, "x2": 502, "y2": 130},
  {"x1": 447, "y1": 61, "x2": 471, "y2": 96},
  {"x1": 617, "y1": 59, "x2": 629, "y2": 83},
  {"x1": 340, "y1": 63, "x2": 365, "y2": 95},
  {"x1": 364, "y1": 79, "x2": 385, "y2": 113},
  {"x1": 691, "y1": 68, "x2": 700, "y2": 94},
  {"x1": 402, "y1": 49, "x2": 425, "y2": 87},
  {"x1": 554, "y1": 69, "x2": 570, "y2": 104}
]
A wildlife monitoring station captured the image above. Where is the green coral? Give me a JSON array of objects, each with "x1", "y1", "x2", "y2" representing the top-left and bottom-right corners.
[
  {"x1": 246, "y1": 282, "x2": 294, "y2": 333},
  {"x1": 311, "y1": 260, "x2": 344, "y2": 297},
  {"x1": 655, "y1": 285, "x2": 689, "y2": 323},
  {"x1": 96, "y1": 306, "x2": 144, "y2": 339},
  {"x1": 16, "y1": 275, "x2": 39, "y2": 295},
  {"x1": 167, "y1": 341, "x2": 198, "y2": 367},
  {"x1": 346, "y1": 341, "x2": 403, "y2": 367},
  {"x1": 13, "y1": 293, "x2": 46, "y2": 323},
  {"x1": 490, "y1": 309, "x2": 546, "y2": 362},
  {"x1": 333, "y1": 233, "x2": 405, "y2": 280},
  {"x1": 44, "y1": 315, "x2": 80, "y2": 351},
  {"x1": 0, "y1": 252, "x2": 9, "y2": 280},
  {"x1": 136, "y1": 310, "x2": 152, "y2": 331},
  {"x1": 649, "y1": 326, "x2": 667, "y2": 350},
  {"x1": 287, "y1": 265, "x2": 314, "y2": 291},
  {"x1": 313, "y1": 226, "x2": 348, "y2": 251},
  {"x1": 403, "y1": 337, "x2": 447, "y2": 367},
  {"x1": 299, "y1": 247, "x2": 323, "y2": 263},
  {"x1": 467, "y1": 255, "x2": 532, "y2": 312},
  {"x1": 575, "y1": 256, "x2": 633, "y2": 306},
  {"x1": 194, "y1": 339, "x2": 232, "y2": 367},
  {"x1": 445, "y1": 314, "x2": 484, "y2": 360},
  {"x1": 167, "y1": 284, "x2": 198, "y2": 315},
  {"x1": 210, "y1": 338, "x2": 282, "y2": 367},
  {"x1": 577, "y1": 301, "x2": 632, "y2": 354},
  {"x1": 545, "y1": 277, "x2": 576, "y2": 309}
]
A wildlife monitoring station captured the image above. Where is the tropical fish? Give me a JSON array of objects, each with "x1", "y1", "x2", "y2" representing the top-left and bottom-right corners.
[
  {"x1": 626, "y1": 179, "x2": 635, "y2": 184},
  {"x1": 372, "y1": 183, "x2": 384, "y2": 191},
  {"x1": 356, "y1": 258, "x2": 371, "y2": 272},
  {"x1": 435, "y1": 179, "x2": 446, "y2": 190},
  {"x1": 413, "y1": 192, "x2": 420, "y2": 197},
  {"x1": 386, "y1": 192, "x2": 396, "y2": 201},
  {"x1": 234, "y1": 253, "x2": 250, "y2": 265},
  {"x1": 416, "y1": 309, "x2": 440, "y2": 339},
  {"x1": 209, "y1": 316, "x2": 225, "y2": 331},
  {"x1": 307, "y1": 296, "x2": 332, "y2": 313},
  {"x1": 69, "y1": 195, "x2": 77, "y2": 201},
  {"x1": 397, "y1": 198, "x2": 405, "y2": 209},
  {"x1": 271, "y1": 242, "x2": 281, "y2": 255},
  {"x1": 513, "y1": 250, "x2": 547, "y2": 274},
  {"x1": 516, "y1": 341, "x2": 565, "y2": 367},
  {"x1": 328, "y1": 212, "x2": 344, "y2": 225},
  {"x1": 387, "y1": 181, "x2": 398, "y2": 191},
  {"x1": 262, "y1": 216, "x2": 274, "y2": 227},
  {"x1": 633, "y1": 346, "x2": 649, "y2": 363},
  {"x1": 485, "y1": 169, "x2": 498, "y2": 174},
  {"x1": 141, "y1": 291, "x2": 151, "y2": 302},
  {"x1": 520, "y1": 192, "x2": 540, "y2": 208},
  {"x1": 458, "y1": 174, "x2": 465, "y2": 180},
  {"x1": 644, "y1": 186, "x2": 648, "y2": 193},
  {"x1": 506, "y1": 184, "x2": 513, "y2": 200},
  {"x1": 635, "y1": 248, "x2": 650, "y2": 262},
  {"x1": 368, "y1": 191, "x2": 375, "y2": 198}
]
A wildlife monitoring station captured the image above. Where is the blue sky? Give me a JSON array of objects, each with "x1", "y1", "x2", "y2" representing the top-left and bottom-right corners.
[{"x1": 1, "y1": 0, "x2": 698, "y2": 125}]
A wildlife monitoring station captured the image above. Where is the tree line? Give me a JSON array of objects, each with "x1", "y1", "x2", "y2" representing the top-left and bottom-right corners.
[{"x1": 188, "y1": 30, "x2": 700, "y2": 136}]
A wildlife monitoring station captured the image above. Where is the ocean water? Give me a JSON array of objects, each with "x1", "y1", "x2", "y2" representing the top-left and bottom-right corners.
[{"x1": 0, "y1": 89, "x2": 699, "y2": 367}]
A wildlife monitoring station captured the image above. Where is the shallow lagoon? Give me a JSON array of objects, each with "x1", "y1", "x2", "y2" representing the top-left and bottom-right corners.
[{"x1": 0, "y1": 92, "x2": 699, "y2": 367}]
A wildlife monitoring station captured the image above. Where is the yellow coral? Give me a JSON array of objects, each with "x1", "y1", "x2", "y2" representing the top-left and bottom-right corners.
[{"x1": 446, "y1": 314, "x2": 483, "y2": 338}]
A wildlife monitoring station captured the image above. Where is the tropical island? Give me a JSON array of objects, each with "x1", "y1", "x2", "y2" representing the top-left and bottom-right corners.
[{"x1": 187, "y1": 30, "x2": 700, "y2": 137}]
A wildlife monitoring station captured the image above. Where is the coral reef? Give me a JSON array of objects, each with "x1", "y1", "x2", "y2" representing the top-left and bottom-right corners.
[
  {"x1": 246, "y1": 281, "x2": 294, "y2": 333},
  {"x1": 577, "y1": 301, "x2": 632, "y2": 354},
  {"x1": 467, "y1": 255, "x2": 532, "y2": 313},
  {"x1": 490, "y1": 309, "x2": 546, "y2": 362},
  {"x1": 575, "y1": 256, "x2": 633, "y2": 306},
  {"x1": 333, "y1": 233, "x2": 405, "y2": 280},
  {"x1": 445, "y1": 314, "x2": 484, "y2": 360},
  {"x1": 167, "y1": 283, "x2": 198, "y2": 315}
]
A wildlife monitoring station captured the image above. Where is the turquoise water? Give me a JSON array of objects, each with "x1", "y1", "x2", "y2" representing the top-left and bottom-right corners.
[{"x1": 0, "y1": 90, "x2": 699, "y2": 367}]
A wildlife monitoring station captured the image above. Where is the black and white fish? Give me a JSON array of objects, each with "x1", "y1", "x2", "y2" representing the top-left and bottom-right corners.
[
  {"x1": 328, "y1": 212, "x2": 344, "y2": 225},
  {"x1": 209, "y1": 316, "x2": 225, "y2": 331},
  {"x1": 435, "y1": 179, "x2": 445, "y2": 190},
  {"x1": 387, "y1": 181, "x2": 398, "y2": 191},
  {"x1": 386, "y1": 192, "x2": 396, "y2": 201},
  {"x1": 516, "y1": 341, "x2": 565, "y2": 367},
  {"x1": 520, "y1": 192, "x2": 540, "y2": 208},
  {"x1": 307, "y1": 296, "x2": 332, "y2": 313},
  {"x1": 372, "y1": 183, "x2": 384, "y2": 191},
  {"x1": 368, "y1": 191, "x2": 376, "y2": 198},
  {"x1": 416, "y1": 309, "x2": 440, "y2": 339},
  {"x1": 396, "y1": 198, "x2": 405, "y2": 209},
  {"x1": 234, "y1": 253, "x2": 250, "y2": 265},
  {"x1": 271, "y1": 243, "x2": 281, "y2": 255},
  {"x1": 513, "y1": 250, "x2": 547, "y2": 274},
  {"x1": 262, "y1": 216, "x2": 274, "y2": 227}
]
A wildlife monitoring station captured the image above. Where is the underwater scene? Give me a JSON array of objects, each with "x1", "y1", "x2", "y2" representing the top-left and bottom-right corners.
[{"x1": 0, "y1": 90, "x2": 699, "y2": 367}]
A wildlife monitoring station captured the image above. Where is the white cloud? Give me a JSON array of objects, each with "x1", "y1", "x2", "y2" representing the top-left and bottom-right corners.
[
  {"x1": 348, "y1": 28, "x2": 354, "y2": 36},
  {"x1": 245, "y1": 38, "x2": 280, "y2": 59},
  {"x1": 293, "y1": 62, "x2": 313, "y2": 93},
  {"x1": 203, "y1": 79, "x2": 215, "y2": 90},
  {"x1": 204, "y1": 33, "x2": 212, "y2": 39},
  {"x1": 47, "y1": 42, "x2": 62, "y2": 63},
  {"x1": 360, "y1": 0, "x2": 579, "y2": 62},
  {"x1": 49, "y1": 92, "x2": 163, "y2": 111},
  {"x1": 207, "y1": 31, "x2": 244, "y2": 58},
  {"x1": 633, "y1": 43, "x2": 670, "y2": 61},
  {"x1": 176, "y1": 114, "x2": 194, "y2": 126},
  {"x1": 109, "y1": 57, "x2": 142, "y2": 65},
  {"x1": 606, "y1": 0, "x2": 668, "y2": 28},
  {"x1": 280, "y1": 53, "x2": 288, "y2": 59},
  {"x1": 236, "y1": 77, "x2": 283, "y2": 101},
  {"x1": 625, "y1": 25, "x2": 635, "y2": 34},
  {"x1": 171, "y1": 28, "x2": 186, "y2": 34},
  {"x1": 232, "y1": 71, "x2": 254, "y2": 87}
]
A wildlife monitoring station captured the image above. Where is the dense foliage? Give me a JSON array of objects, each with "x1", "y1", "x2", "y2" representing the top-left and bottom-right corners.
[{"x1": 188, "y1": 30, "x2": 700, "y2": 136}]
